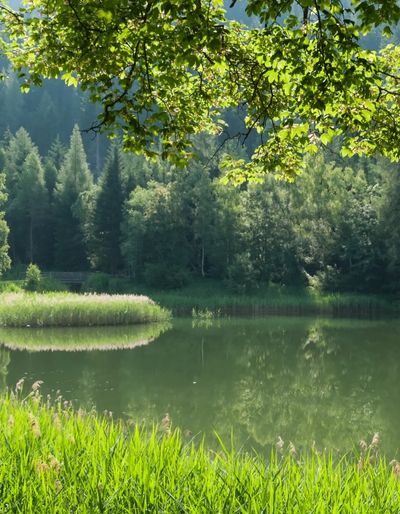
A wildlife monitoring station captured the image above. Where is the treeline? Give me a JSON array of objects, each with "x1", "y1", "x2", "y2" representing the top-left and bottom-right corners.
[{"x1": 0, "y1": 125, "x2": 399, "y2": 293}]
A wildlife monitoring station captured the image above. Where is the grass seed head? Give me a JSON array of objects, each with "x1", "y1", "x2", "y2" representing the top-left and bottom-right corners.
[
  {"x1": 29, "y1": 413, "x2": 41, "y2": 438},
  {"x1": 276, "y1": 436, "x2": 284, "y2": 453},
  {"x1": 371, "y1": 433, "x2": 380, "y2": 448},
  {"x1": 32, "y1": 380, "x2": 43, "y2": 392},
  {"x1": 15, "y1": 378, "x2": 24, "y2": 393}
]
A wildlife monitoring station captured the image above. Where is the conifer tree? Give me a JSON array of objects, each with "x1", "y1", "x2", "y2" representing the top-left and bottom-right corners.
[
  {"x1": 1, "y1": 127, "x2": 36, "y2": 200},
  {"x1": 90, "y1": 143, "x2": 123, "y2": 273},
  {"x1": 44, "y1": 136, "x2": 66, "y2": 198},
  {"x1": 10, "y1": 149, "x2": 49, "y2": 264},
  {"x1": 1, "y1": 128, "x2": 38, "y2": 262},
  {"x1": 54, "y1": 125, "x2": 93, "y2": 270}
]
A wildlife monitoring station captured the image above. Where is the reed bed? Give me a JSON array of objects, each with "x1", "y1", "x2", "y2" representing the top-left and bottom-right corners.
[
  {"x1": 150, "y1": 284, "x2": 397, "y2": 317},
  {"x1": 0, "y1": 292, "x2": 170, "y2": 327},
  {"x1": 1, "y1": 391, "x2": 400, "y2": 513}
]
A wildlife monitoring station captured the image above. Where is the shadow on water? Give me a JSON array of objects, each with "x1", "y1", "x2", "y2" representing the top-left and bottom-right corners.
[{"x1": 3, "y1": 316, "x2": 400, "y2": 454}]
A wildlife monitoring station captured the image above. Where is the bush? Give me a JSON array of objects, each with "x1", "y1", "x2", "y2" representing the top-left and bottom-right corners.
[
  {"x1": 0, "y1": 281, "x2": 23, "y2": 293},
  {"x1": 24, "y1": 264, "x2": 41, "y2": 291},
  {"x1": 82, "y1": 273, "x2": 110, "y2": 293}
]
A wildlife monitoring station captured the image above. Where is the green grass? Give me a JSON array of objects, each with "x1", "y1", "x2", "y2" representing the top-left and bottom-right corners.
[
  {"x1": 142, "y1": 281, "x2": 398, "y2": 317},
  {"x1": 0, "y1": 292, "x2": 171, "y2": 327},
  {"x1": 1, "y1": 391, "x2": 400, "y2": 513},
  {"x1": 0, "y1": 322, "x2": 170, "y2": 351}
]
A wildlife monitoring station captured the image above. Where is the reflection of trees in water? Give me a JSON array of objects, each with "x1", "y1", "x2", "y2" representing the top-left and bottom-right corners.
[
  {"x1": 226, "y1": 320, "x2": 400, "y2": 451},
  {"x1": 0, "y1": 347, "x2": 10, "y2": 393}
]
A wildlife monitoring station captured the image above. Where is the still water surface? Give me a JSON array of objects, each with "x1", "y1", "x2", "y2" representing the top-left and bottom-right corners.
[{"x1": 1, "y1": 316, "x2": 400, "y2": 454}]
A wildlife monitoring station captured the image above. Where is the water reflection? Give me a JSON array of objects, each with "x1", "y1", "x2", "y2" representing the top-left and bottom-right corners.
[
  {"x1": 4, "y1": 317, "x2": 400, "y2": 453},
  {"x1": 0, "y1": 322, "x2": 170, "y2": 351}
]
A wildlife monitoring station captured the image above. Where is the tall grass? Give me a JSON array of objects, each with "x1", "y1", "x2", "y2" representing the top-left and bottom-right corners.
[
  {"x1": 1, "y1": 390, "x2": 400, "y2": 513},
  {"x1": 0, "y1": 292, "x2": 171, "y2": 327},
  {"x1": 149, "y1": 282, "x2": 397, "y2": 317}
]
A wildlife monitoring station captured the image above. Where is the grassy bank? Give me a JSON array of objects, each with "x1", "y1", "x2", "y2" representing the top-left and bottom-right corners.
[
  {"x1": 143, "y1": 281, "x2": 399, "y2": 317},
  {"x1": 1, "y1": 392, "x2": 400, "y2": 513},
  {"x1": 0, "y1": 293, "x2": 170, "y2": 327}
]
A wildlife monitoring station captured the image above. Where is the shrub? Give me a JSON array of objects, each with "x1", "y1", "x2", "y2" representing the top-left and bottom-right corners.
[
  {"x1": 82, "y1": 273, "x2": 110, "y2": 293},
  {"x1": 24, "y1": 264, "x2": 41, "y2": 291},
  {"x1": 0, "y1": 281, "x2": 23, "y2": 292}
]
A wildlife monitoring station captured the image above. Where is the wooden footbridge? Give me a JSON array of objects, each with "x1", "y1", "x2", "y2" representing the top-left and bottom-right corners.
[{"x1": 42, "y1": 272, "x2": 91, "y2": 286}]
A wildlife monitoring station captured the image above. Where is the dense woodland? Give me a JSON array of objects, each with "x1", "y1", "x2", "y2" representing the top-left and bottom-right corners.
[
  {"x1": 0, "y1": 3, "x2": 400, "y2": 294},
  {"x1": 0, "y1": 120, "x2": 399, "y2": 293}
]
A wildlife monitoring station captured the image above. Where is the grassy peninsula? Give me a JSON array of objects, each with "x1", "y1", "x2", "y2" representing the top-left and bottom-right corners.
[
  {"x1": 1, "y1": 392, "x2": 399, "y2": 513},
  {"x1": 0, "y1": 292, "x2": 170, "y2": 328}
]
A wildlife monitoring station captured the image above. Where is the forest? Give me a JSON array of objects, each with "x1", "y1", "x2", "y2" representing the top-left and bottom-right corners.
[
  {"x1": 0, "y1": 2, "x2": 399, "y2": 296},
  {"x1": 0, "y1": 119, "x2": 399, "y2": 294}
]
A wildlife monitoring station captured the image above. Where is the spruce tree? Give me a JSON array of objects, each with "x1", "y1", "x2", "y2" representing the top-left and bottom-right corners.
[
  {"x1": 54, "y1": 125, "x2": 93, "y2": 270},
  {"x1": 1, "y1": 127, "x2": 36, "y2": 200},
  {"x1": 44, "y1": 136, "x2": 66, "y2": 198},
  {"x1": 10, "y1": 149, "x2": 49, "y2": 265},
  {"x1": 91, "y1": 143, "x2": 123, "y2": 273},
  {"x1": 1, "y1": 128, "x2": 37, "y2": 262}
]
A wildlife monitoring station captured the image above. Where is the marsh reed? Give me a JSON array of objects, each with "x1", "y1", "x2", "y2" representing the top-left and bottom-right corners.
[{"x1": 0, "y1": 292, "x2": 170, "y2": 327}]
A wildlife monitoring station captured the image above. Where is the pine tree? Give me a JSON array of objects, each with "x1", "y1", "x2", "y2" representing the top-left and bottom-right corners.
[
  {"x1": 1, "y1": 128, "x2": 37, "y2": 262},
  {"x1": 53, "y1": 125, "x2": 93, "y2": 270},
  {"x1": 44, "y1": 136, "x2": 66, "y2": 198},
  {"x1": 9, "y1": 150, "x2": 49, "y2": 264},
  {"x1": 90, "y1": 144, "x2": 124, "y2": 273},
  {"x1": 1, "y1": 127, "x2": 36, "y2": 200}
]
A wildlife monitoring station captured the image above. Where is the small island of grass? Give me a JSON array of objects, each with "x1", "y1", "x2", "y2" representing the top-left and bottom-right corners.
[{"x1": 0, "y1": 292, "x2": 170, "y2": 328}]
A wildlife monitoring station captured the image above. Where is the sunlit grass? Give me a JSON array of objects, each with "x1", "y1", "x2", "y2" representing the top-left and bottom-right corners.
[
  {"x1": 1, "y1": 390, "x2": 400, "y2": 513},
  {"x1": 0, "y1": 292, "x2": 171, "y2": 327}
]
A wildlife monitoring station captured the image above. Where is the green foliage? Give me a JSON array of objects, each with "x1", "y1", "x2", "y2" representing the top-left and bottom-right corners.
[
  {"x1": 0, "y1": 281, "x2": 23, "y2": 293},
  {"x1": 0, "y1": 125, "x2": 398, "y2": 295},
  {"x1": 82, "y1": 272, "x2": 110, "y2": 293},
  {"x1": 53, "y1": 125, "x2": 93, "y2": 270},
  {"x1": 4, "y1": 2, "x2": 400, "y2": 179},
  {"x1": 89, "y1": 144, "x2": 124, "y2": 273},
  {"x1": 24, "y1": 263, "x2": 41, "y2": 291},
  {"x1": 144, "y1": 263, "x2": 191, "y2": 289},
  {"x1": 0, "y1": 393, "x2": 400, "y2": 512}
]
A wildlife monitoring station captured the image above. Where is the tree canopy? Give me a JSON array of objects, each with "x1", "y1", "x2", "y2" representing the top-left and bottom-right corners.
[{"x1": 2, "y1": 1, "x2": 400, "y2": 181}]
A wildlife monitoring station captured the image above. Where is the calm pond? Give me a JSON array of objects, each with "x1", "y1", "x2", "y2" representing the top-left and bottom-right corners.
[{"x1": 1, "y1": 316, "x2": 400, "y2": 454}]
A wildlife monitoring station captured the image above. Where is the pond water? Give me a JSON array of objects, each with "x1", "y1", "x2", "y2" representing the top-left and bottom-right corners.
[{"x1": 1, "y1": 316, "x2": 400, "y2": 454}]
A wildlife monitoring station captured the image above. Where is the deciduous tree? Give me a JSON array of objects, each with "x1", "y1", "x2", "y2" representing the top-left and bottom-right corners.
[{"x1": 2, "y1": 1, "x2": 400, "y2": 180}]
